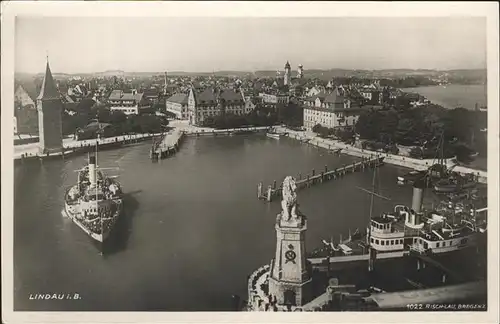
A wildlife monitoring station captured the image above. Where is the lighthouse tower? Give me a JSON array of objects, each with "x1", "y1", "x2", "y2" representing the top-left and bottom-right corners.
[
  {"x1": 283, "y1": 61, "x2": 291, "y2": 86},
  {"x1": 37, "y1": 59, "x2": 63, "y2": 155},
  {"x1": 268, "y1": 176, "x2": 312, "y2": 307}
]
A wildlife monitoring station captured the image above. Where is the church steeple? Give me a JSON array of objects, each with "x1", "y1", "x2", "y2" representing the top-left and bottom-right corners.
[
  {"x1": 284, "y1": 61, "x2": 291, "y2": 86},
  {"x1": 37, "y1": 60, "x2": 60, "y2": 101}
]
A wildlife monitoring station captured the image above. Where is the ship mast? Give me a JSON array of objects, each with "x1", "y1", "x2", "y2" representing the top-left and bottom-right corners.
[{"x1": 96, "y1": 118, "x2": 103, "y2": 253}]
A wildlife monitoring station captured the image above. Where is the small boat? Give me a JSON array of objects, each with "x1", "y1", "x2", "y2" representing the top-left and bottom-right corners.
[
  {"x1": 433, "y1": 173, "x2": 477, "y2": 194},
  {"x1": 308, "y1": 167, "x2": 486, "y2": 263},
  {"x1": 397, "y1": 170, "x2": 427, "y2": 185},
  {"x1": 266, "y1": 132, "x2": 281, "y2": 140}
]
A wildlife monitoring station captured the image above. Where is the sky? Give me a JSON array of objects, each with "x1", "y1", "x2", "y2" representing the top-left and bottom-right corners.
[{"x1": 15, "y1": 17, "x2": 487, "y2": 74}]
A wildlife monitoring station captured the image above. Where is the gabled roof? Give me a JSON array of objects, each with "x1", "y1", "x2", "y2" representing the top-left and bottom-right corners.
[
  {"x1": 166, "y1": 93, "x2": 188, "y2": 105},
  {"x1": 273, "y1": 78, "x2": 285, "y2": 88},
  {"x1": 37, "y1": 61, "x2": 61, "y2": 100},
  {"x1": 62, "y1": 94, "x2": 75, "y2": 103},
  {"x1": 15, "y1": 83, "x2": 40, "y2": 102},
  {"x1": 324, "y1": 88, "x2": 346, "y2": 104},
  {"x1": 143, "y1": 88, "x2": 160, "y2": 97},
  {"x1": 108, "y1": 90, "x2": 144, "y2": 102},
  {"x1": 195, "y1": 88, "x2": 217, "y2": 104},
  {"x1": 291, "y1": 78, "x2": 308, "y2": 86},
  {"x1": 219, "y1": 89, "x2": 244, "y2": 102}
]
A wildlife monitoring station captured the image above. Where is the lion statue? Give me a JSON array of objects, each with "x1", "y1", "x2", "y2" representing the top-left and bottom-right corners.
[{"x1": 281, "y1": 176, "x2": 299, "y2": 221}]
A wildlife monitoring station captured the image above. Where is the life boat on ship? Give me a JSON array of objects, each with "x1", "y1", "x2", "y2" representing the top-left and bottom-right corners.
[{"x1": 433, "y1": 173, "x2": 477, "y2": 194}]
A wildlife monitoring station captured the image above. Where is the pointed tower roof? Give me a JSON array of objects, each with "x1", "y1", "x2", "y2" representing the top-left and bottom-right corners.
[
  {"x1": 285, "y1": 61, "x2": 291, "y2": 69},
  {"x1": 37, "y1": 61, "x2": 61, "y2": 100}
]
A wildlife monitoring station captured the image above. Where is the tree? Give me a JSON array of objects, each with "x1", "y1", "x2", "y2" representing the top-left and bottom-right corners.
[
  {"x1": 409, "y1": 147, "x2": 423, "y2": 159},
  {"x1": 312, "y1": 124, "x2": 322, "y2": 134},
  {"x1": 281, "y1": 102, "x2": 303, "y2": 127},
  {"x1": 109, "y1": 110, "x2": 127, "y2": 124},
  {"x1": 355, "y1": 110, "x2": 381, "y2": 140},
  {"x1": 454, "y1": 143, "x2": 474, "y2": 164},
  {"x1": 76, "y1": 98, "x2": 96, "y2": 115}
]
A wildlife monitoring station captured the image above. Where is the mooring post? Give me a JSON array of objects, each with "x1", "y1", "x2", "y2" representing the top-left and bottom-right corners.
[
  {"x1": 267, "y1": 186, "x2": 272, "y2": 202},
  {"x1": 273, "y1": 180, "x2": 277, "y2": 189},
  {"x1": 325, "y1": 165, "x2": 328, "y2": 173},
  {"x1": 312, "y1": 169, "x2": 315, "y2": 177},
  {"x1": 320, "y1": 171, "x2": 324, "y2": 183},
  {"x1": 258, "y1": 182, "x2": 263, "y2": 198},
  {"x1": 298, "y1": 173, "x2": 302, "y2": 180},
  {"x1": 307, "y1": 175, "x2": 310, "y2": 187}
]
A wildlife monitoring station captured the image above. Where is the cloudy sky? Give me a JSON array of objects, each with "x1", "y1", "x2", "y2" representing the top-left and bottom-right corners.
[{"x1": 15, "y1": 17, "x2": 486, "y2": 74}]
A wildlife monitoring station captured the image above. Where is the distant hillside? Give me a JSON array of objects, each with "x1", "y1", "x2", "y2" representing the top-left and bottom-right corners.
[{"x1": 16, "y1": 68, "x2": 487, "y2": 81}]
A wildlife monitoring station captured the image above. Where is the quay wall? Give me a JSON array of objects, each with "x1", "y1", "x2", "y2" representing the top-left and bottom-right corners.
[
  {"x1": 184, "y1": 126, "x2": 271, "y2": 137},
  {"x1": 14, "y1": 133, "x2": 160, "y2": 164}
]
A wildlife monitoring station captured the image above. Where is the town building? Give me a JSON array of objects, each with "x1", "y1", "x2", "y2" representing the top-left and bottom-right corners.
[
  {"x1": 303, "y1": 87, "x2": 362, "y2": 131},
  {"x1": 63, "y1": 81, "x2": 91, "y2": 103},
  {"x1": 14, "y1": 84, "x2": 39, "y2": 135},
  {"x1": 357, "y1": 82, "x2": 383, "y2": 105},
  {"x1": 37, "y1": 60, "x2": 63, "y2": 154},
  {"x1": 142, "y1": 88, "x2": 160, "y2": 104},
  {"x1": 187, "y1": 87, "x2": 246, "y2": 126},
  {"x1": 107, "y1": 89, "x2": 151, "y2": 115},
  {"x1": 306, "y1": 86, "x2": 324, "y2": 97},
  {"x1": 283, "y1": 61, "x2": 291, "y2": 86},
  {"x1": 166, "y1": 93, "x2": 189, "y2": 119},
  {"x1": 15, "y1": 84, "x2": 38, "y2": 108},
  {"x1": 259, "y1": 92, "x2": 290, "y2": 106}
]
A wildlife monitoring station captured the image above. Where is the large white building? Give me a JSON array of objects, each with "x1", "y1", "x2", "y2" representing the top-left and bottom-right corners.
[
  {"x1": 165, "y1": 93, "x2": 189, "y2": 119},
  {"x1": 187, "y1": 87, "x2": 249, "y2": 126},
  {"x1": 303, "y1": 87, "x2": 362, "y2": 130},
  {"x1": 107, "y1": 90, "x2": 150, "y2": 115},
  {"x1": 258, "y1": 92, "x2": 290, "y2": 106}
]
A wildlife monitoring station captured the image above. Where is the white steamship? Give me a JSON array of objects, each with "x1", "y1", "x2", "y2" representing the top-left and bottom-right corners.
[{"x1": 63, "y1": 153, "x2": 123, "y2": 244}]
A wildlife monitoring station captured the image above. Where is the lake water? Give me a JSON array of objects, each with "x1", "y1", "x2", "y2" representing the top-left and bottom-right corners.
[
  {"x1": 404, "y1": 84, "x2": 487, "y2": 110},
  {"x1": 14, "y1": 135, "x2": 437, "y2": 311}
]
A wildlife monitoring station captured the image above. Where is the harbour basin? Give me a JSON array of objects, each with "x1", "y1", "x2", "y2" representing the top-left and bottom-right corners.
[{"x1": 14, "y1": 134, "x2": 466, "y2": 311}]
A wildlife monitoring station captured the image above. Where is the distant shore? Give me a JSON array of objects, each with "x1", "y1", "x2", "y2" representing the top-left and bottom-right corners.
[{"x1": 403, "y1": 84, "x2": 487, "y2": 110}]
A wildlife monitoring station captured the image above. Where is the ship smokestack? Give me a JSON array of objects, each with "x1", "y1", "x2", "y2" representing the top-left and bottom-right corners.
[
  {"x1": 411, "y1": 182, "x2": 425, "y2": 214},
  {"x1": 89, "y1": 155, "x2": 96, "y2": 186}
]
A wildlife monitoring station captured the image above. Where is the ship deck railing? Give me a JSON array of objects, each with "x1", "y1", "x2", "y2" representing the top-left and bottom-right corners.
[{"x1": 409, "y1": 244, "x2": 428, "y2": 254}]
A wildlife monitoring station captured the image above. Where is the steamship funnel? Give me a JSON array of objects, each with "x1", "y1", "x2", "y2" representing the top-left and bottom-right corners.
[{"x1": 411, "y1": 180, "x2": 425, "y2": 214}]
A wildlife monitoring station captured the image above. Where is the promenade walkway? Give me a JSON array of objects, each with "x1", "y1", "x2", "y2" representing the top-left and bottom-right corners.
[
  {"x1": 276, "y1": 127, "x2": 487, "y2": 184},
  {"x1": 14, "y1": 133, "x2": 160, "y2": 160}
]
